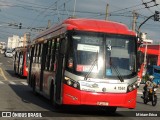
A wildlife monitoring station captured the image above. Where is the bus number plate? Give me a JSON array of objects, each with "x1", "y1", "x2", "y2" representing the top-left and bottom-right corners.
[
  {"x1": 118, "y1": 86, "x2": 125, "y2": 90},
  {"x1": 97, "y1": 102, "x2": 109, "y2": 106}
]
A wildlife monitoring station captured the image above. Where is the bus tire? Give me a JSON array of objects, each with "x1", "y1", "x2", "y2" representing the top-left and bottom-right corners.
[
  {"x1": 109, "y1": 107, "x2": 117, "y2": 113},
  {"x1": 14, "y1": 65, "x2": 17, "y2": 75},
  {"x1": 99, "y1": 106, "x2": 117, "y2": 113},
  {"x1": 29, "y1": 76, "x2": 32, "y2": 87},
  {"x1": 32, "y1": 76, "x2": 37, "y2": 95}
]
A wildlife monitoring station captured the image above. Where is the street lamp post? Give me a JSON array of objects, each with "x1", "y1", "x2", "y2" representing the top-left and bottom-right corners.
[
  {"x1": 138, "y1": 15, "x2": 154, "y2": 34},
  {"x1": 138, "y1": 11, "x2": 160, "y2": 77},
  {"x1": 138, "y1": 11, "x2": 159, "y2": 34}
]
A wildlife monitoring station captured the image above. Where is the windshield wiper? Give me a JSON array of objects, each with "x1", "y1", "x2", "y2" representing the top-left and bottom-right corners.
[
  {"x1": 84, "y1": 52, "x2": 98, "y2": 80},
  {"x1": 110, "y1": 58, "x2": 124, "y2": 82}
]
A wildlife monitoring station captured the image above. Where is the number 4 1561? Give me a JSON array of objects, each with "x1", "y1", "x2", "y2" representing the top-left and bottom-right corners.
[{"x1": 114, "y1": 86, "x2": 125, "y2": 90}]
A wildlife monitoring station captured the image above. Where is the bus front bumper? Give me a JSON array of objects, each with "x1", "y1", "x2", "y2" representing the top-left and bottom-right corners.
[{"x1": 62, "y1": 84, "x2": 137, "y2": 109}]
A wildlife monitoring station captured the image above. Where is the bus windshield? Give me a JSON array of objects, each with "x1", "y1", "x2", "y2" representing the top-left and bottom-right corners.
[
  {"x1": 105, "y1": 35, "x2": 136, "y2": 78},
  {"x1": 69, "y1": 31, "x2": 137, "y2": 79}
]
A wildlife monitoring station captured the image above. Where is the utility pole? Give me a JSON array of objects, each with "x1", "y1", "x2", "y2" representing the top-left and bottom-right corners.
[
  {"x1": 132, "y1": 10, "x2": 138, "y2": 32},
  {"x1": 47, "y1": 20, "x2": 51, "y2": 29},
  {"x1": 73, "y1": 0, "x2": 77, "y2": 17},
  {"x1": 105, "y1": 4, "x2": 109, "y2": 20}
]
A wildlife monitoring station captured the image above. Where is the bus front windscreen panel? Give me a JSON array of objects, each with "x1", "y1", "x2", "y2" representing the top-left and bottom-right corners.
[{"x1": 69, "y1": 31, "x2": 137, "y2": 79}]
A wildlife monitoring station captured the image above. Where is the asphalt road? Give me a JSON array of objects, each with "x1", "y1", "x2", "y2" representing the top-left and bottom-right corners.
[{"x1": 0, "y1": 54, "x2": 160, "y2": 120}]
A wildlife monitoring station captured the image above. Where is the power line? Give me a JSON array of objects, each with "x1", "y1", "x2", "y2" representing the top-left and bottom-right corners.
[
  {"x1": 33, "y1": 0, "x2": 71, "y2": 27},
  {"x1": 45, "y1": 0, "x2": 71, "y2": 18},
  {"x1": 0, "y1": 0, "x2": 55, "y2": 12},
  {"x1": 29, "y1": 0, "x2": 61, "y2": 30},
  {"x1": 110, "y1": 3, "x2": 143, "y2": 14},
  {"x1": 141, "y1": 0, "x2": 159, "y2": 14},
  {"x1": 15, "y1": 0, "x2": 50, "y2": 8},
  {"x1": 0, "y1": 1, "x2": 160, "y2": 39}
]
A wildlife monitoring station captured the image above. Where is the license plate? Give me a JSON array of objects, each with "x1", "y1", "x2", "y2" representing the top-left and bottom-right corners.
[{"x1": 97, "y1": 102, "x2": 109, "y2": 106}]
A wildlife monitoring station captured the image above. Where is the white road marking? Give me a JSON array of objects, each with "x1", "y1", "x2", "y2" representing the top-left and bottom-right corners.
[
  {"x1": 0, "y1": 81, "x2": 4, "y2": 84},
  {"x1": 0, "y1": 80, "x2": 28, "y2": 86},
  {"x1": 0, "y1": 68, "x2": 8, "y2": 80},
  {"x1": 9, "y1": 81, "x2": 16, "y2": 85},
  {"x1": 21, "y1": 82, "x2": 28, "y2": 86}
]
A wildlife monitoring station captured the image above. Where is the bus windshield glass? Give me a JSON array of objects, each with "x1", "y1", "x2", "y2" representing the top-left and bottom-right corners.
[
  {"x1": 105, "y1": 35, "x2": 136, "y2": 78},
  {"x1": 70, "y1": 31, "x2": 136, "y2": 79}
]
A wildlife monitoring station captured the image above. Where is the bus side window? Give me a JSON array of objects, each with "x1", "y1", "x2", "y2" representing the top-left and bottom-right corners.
[
  {"x1": 39, "y1": 44, "x2": 43, "y2": 63},
  {"x1": 48, "y1": 40, "x2": 52, "y2": 70},
  {"x1": 50, "y1": 38, "x2": 57, "y2": 71},
  {"x1": 45, "y1": 40, "x2": 52, "y2": 71},
  {"x1": 37, "y1": 44, "x2": 41, "y2": 64},
  {"x1": 26, "y1": 51, "x2": 30, "y2": 67},
  {"x1": 20, "y1": 52, "x2": 24, "y2": 65},
  {"x1": 36, "y1": 44, "x2": 39, "y2": 63},
  {"x1": 33, "y1": 45, "x2": 37, "y2": 63},
  {"x1": 36, "y1": 44, "x2": 42, "y2": 63},
  {"x1": 44, "y1": 41, "x2": 49, "y2": 70},
  {"x1": 54, "y1": 38, "x2": 60, "y2": 72}
]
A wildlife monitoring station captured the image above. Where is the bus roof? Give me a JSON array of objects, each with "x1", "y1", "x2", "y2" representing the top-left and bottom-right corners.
[{"x1": 34, "y1": 18, "x2": 136, "y2": 41}]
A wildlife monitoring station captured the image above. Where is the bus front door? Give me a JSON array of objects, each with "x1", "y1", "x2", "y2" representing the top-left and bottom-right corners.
[
  {"x1": 54, "y1": 38, "x2": 67, "y2": 104},
  {"x1": 54, "y1": 54, "x2": 64, "y2": 104}
]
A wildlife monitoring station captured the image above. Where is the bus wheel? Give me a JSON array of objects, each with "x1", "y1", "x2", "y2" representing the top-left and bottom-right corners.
[
  {"x1": 109, "y1": 107, "x2": 117, "y2": 113},
  {"x1": 50, "y1": 84, "x2": 59, "y2": 109},
  {"x1": 14, "y1": 65, "x2": 17, "y2": 75},
  {"x1": 32, "y1": 77, "x2": 37, "y2": 95},
  {"x1": 99, "y1": 106, "x2": 117, "y2": 113}
]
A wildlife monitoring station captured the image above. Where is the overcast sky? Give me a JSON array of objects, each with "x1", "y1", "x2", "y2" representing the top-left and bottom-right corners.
[{"x1": 0, "y1": 0, "x2": 160, "y2": 43}]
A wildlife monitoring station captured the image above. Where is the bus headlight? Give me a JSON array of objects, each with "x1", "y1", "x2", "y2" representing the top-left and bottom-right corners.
[
  {"x1": 133, "y1": 84, "x2": 136, "y2": 89},
  {"x1": 127, "y1": 82, "x2": 137, "y2": 92},
  {"x1": 128, "y1": 86, "x2": 133, "y2": 91},
  {"x1": 64, "y1": 76, "x2": 80, "y2": 89},
  {"x1": 67, "y1": 80, "x2": 72, "y2": 86},
  {"x1": 73, "y1": 83, "x2": 79, "y2": 88}
]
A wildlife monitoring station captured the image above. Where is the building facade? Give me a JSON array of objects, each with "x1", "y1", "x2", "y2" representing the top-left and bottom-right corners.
[
  {"x1": 7, "y1": 35, "x2": 22, "y2": 49},
  {"x1": 7, "y1": 33, "x2": 30, "y2": 49}
]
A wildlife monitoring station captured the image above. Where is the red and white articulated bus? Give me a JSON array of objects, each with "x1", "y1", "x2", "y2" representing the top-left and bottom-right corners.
[
  {"x1": 13, "y1": 47, "x2": 28, "y2": 77},
  {"x1": 27, "y1": 18, "x2": 138, "y2": 112}
]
